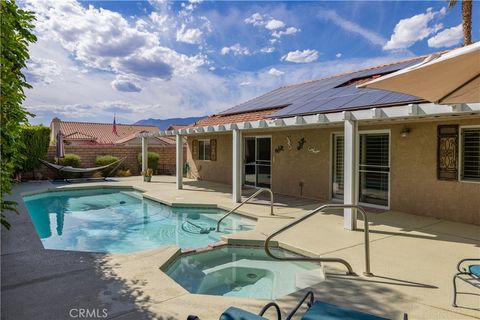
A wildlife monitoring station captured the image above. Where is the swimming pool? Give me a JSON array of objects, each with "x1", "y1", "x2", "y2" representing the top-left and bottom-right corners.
[
  {"x1": 23, "y1": 188, "x2": 256, "y2": 253},
  {"x1": 163, "y1": 246, "x2": 325, "y2": 300}
]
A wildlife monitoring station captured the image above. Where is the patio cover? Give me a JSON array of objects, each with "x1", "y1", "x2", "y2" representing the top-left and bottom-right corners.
[{"x1": 359, "y1": 42, "x2": 480, "y2": 104}]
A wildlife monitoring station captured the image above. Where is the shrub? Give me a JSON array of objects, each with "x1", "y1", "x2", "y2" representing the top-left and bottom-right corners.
[
  {"x1": 95, "y1": 155, "x2": 119, "y2": 167},
  {"x1": 117, "y1": 169, "x2": 131, "y2": 177},
  {"x1": 18, "y1": 125, "x2": 51, "y2": 173},
  {"x1": 137, "y1": 152, "x2": 159, "y2": 172},
  {"x1": 58, "y1": 154, "x2": 81, "y2": 168},
  {"x1": 95, "y1": 155, "x2": 119, "y2": 176}
]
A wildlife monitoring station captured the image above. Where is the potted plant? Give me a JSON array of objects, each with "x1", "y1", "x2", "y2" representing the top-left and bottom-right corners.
[{"x1": 141, "y1": 168, "x2": 153, "y2": 182}]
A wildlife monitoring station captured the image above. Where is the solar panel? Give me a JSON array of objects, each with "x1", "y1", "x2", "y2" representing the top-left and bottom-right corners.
[{"x1": 219, "y1": 57, "x2": 425, "y2": 117}]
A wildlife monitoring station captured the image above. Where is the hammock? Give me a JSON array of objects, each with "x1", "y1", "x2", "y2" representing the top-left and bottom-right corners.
[{"x1": 39, "y1": 157, "x2": 126, "y2": 181}]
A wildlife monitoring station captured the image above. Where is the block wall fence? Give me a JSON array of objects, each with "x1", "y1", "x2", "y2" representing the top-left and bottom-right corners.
[{"x1": 27, "y1": 144, "x2": 186, "y2": 179}]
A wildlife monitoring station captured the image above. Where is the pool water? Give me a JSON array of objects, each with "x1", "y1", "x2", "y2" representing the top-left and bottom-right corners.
[
  {"x1": 164, "y1": 246, "x2": 325, "y2": 300},
  {"x1": 23, "y1": 188, "x2": 255, "y2": 253}
]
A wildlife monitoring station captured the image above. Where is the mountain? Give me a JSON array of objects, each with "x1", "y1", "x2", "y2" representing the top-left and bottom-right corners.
[{"x1": 134, "y1": 117, "x2": 205, "y2": 130}]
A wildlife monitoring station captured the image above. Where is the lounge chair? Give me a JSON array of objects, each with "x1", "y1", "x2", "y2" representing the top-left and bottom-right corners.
[
  {"x1": 39, "y1": 157, "x2": 126, "y2": 182},
  {"x1": 187, "y1": 291, "x2": 405, "y2": 320},
  {"x1": 453, "y1": 258, "x2": 480, "y2": 307}
]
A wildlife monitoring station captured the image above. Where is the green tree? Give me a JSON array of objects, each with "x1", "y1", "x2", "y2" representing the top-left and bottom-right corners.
[
  {"x1": 0, "y1": 0, "x2": 37, "y2": 229},
  {"x1": 447, "y1": 0, "x2": 473, "y2": 46}
]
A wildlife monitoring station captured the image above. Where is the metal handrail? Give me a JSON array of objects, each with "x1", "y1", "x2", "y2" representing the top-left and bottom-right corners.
[
  {"x1": 216, "y1": 188, "x2": 274, "y2": 232},
  {"x1": 264, "y1": 203, "x2": 373, "y2": 277}
]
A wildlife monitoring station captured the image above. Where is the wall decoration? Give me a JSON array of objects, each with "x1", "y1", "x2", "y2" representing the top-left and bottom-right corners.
[
  {"x1": 274, "y1": 145, "x2": 284, "y2": 153},
  {"x1": 308, "y1": 146, "x2": 320, "y2": 154},
  {"x1": 297, "y1": 138, "x2": 306, "y2": 150},
  {"x1": 286, "y1": 136, "x2": 292, "y2": 150}
]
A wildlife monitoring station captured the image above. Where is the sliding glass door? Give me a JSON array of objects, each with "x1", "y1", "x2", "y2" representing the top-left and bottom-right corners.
[
  {"x1": 332, "y1": 132, "x2": 390, "y2": 207},
  {"x1": 244, "y1": 137, "x2": 271, "y2": 188}
]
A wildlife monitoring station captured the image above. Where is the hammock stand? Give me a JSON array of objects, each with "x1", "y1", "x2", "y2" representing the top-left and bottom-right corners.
[{"x1": 39, "y1": 157, "x2": 126, "y2": 183}]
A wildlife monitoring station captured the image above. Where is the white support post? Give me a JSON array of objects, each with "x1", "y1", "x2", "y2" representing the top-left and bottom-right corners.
[
  {"x1": 232, "y1": 129, "x2": 242, "y2": 203},
  {"x1": 176, "y1": 134, "x2": 183, "y2": 190},
  {"x1": 141, "y1": 136, "x2": 149, "y2": 173},
  {"x1": 343, "y1": 118, "x2": 358, "y2": 230}
]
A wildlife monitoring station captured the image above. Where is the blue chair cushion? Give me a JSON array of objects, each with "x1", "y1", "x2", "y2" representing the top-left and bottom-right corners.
[
  {"x1": 220, "y1": 307, "x2": 267, "y2": 320},
  {"x1": 468, "y1": 265, "x2": 480, "y2": 278},
  {"x1": 302, "y1": 301, "x2": 389, "y2": 320}
]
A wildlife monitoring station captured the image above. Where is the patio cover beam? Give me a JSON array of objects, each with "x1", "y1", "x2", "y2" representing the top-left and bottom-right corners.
[
  {"x1": 232, "y1": 129, "x2": 242, "y2": 203},
  {"x1": 141, "y1": 136, "x2": 148, "y2": 174},
  {"x1": 140, "y1": 103, "x2": 480, "y2": 138},
  {"x1": 176, "y1": 134, "x2": 183, "y2": 189}
]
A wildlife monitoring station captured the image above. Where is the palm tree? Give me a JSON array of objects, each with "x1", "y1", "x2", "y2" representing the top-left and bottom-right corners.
[{"x1": 447, "y1": 0, "x2": 473, "y2": 46}]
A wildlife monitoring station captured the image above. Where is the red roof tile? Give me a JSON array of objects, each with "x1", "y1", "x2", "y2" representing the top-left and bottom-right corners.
[
  {"x1": 189, "y1": 107, "x2": 283, "y2": 128},
  {"x1": 58, "y1": 121, "x2": 159, "y2": 145}
]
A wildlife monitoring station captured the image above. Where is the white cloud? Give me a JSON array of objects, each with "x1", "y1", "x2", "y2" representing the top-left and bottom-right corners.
[
  {"x1": 111, "y1": 75, "x2": 142, "y2": 92},
  {"x1": 25, "y1": 57, "x2": 62, "y2": 84},
  {"x1": 282, "y1": 49, "x2": 319, "y2": 63},
  {"x1": 25, "y1": 0, "x2": 205, "y2": 80},
  {"x1": 260, "y1": 47, "x2": 275, "y2": 53},
  {"x1": 244, "y1": 12, "x2": 264, "y2": 26},
  {"x1": 336, "y1": 53, "x2": 342, "y2": 58},
  {"x1": 427, "y1": 24, "x2": 463, "y2": 48},
  {"x1": 384, "y1": 7, "x2": 446, "y2": 50},
  {"x1": 272, "y1": 27, "x2": 299, "y2": 38},
  {"x1": 240, "y1": 81, "x2": 251, "y2": 86},
  {"x1": 268, "y1": 68, "x2": 284, "y2": 77},
  {"x1": 176, "y1": 24, "x2": 203, "y2": 44},
  {"x1": 318, "y1": 10, "x2": 386, "y2": 47},
  {"x1": 220, "y1": 44, "x2": 250, "y2": 56},
  {"x1": 265, "y1": 19, "x2": 285, "y2": 30}
]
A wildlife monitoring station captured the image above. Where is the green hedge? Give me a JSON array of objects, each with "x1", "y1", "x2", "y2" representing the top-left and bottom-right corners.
[
  {"x1": 137, "y1": 152, "x2": 159, "y2": 171},
  {"x1": 95, "y1": 155, "x2": 119, "y2": 176},
  {"x1": 18, "y1": 125, "x2": 51, "y2": 172},
  {"x1": 58, "y1": 154, "x2": 81, "y2": 168},
  {"x1": 95, "y1": 155, "x2": 119, "y2": 167}
]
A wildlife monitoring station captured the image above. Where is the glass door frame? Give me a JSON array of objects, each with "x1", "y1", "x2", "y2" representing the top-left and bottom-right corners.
[
  {"x1": 330, "y1": 129, "x2": 391, "y2": 209},
  {"x1": 242, "y1": 135, "x2": 272, "y2": 188}
]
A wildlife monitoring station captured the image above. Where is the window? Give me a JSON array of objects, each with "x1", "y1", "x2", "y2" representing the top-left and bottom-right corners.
[
  {"x1": 461, "y1": 127, "x2": 480, "y2": 181},
  {"x1": 437, "y1": 125, "x2": 459, "y2": 180},
  {"x1": 198, "y1": 140, "x2": 211, "y2": 161}
]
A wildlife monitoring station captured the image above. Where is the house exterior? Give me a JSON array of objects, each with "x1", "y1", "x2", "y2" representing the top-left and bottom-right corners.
[
  {"x1": 140, "y1": 55, "x2": 480, "y2": 226},
  {"x1": 49, "y1": 117, "x2": 174, "y2": 146}
]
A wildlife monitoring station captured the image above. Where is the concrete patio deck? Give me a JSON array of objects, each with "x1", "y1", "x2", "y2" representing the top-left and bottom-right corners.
[{"x1": 1, "y1": 176, "x2": 479, "y2": 320}]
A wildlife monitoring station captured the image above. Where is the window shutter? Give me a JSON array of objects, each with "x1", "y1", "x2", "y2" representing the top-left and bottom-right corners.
[
  {"x1": 210, "y1": 139, "x2": 217, "y2": 161},
  {"x1": 462, "y1": 128, "x2": 480, "y2": 181},
  {"x1": 437, "y1": 125, "x2": 458, "y2": 180},
  {"x1": 192, "y1": 139, "x2": 198, "y2": 160}
]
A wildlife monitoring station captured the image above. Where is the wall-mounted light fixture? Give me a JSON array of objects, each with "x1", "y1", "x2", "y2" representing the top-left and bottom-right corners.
[{"x1": 400, "y1": 126, "x2": 410, "y2": 138}]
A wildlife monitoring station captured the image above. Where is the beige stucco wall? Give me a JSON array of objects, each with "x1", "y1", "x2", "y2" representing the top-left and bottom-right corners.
[
  {"x1": 186, "y1": 133, "x2": 232, "y2": 184},
  {"x1": 186, "y1": 117, "x2": 480, "y2": 224}
]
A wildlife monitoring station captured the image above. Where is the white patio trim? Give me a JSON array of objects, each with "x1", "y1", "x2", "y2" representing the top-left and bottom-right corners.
[
  {"x1": 139, "y1": 103, "x2": 480, "y2": 138},
  {"x1": 176, "y1": 134, "x2": 183, "y2": 190}
]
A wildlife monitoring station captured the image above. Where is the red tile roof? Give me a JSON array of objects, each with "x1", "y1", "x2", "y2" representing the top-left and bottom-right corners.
[
  {"x1": 58, "y1": 121, "x2": 159, "y2": 145},
  {"x1": 63, "y1": 132, "x2": 97, "y2": 141},
  {"x1": 189, "y1": 107, "x2": 283, "y2": 128},
  {"x1": 113, "y1": 131, "x2": 175, "y2": 145}
]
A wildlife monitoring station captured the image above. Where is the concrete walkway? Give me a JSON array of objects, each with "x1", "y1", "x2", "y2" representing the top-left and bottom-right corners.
[{"x1": 2, "y1": 176, "x2": 479, "y2": 320}]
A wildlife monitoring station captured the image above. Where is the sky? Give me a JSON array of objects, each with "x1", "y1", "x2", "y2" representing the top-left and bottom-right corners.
[{"x1": 22, "y1": 0, "x2": 479, "y2": 125}]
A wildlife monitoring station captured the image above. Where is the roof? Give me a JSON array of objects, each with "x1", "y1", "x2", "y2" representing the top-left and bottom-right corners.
[
  {"x1": 190, "y1": 107, "x2": 283, "y2": 128},
  {"x1": 114, "y1": 131, "x2": 176, "y2": 145},
  {"x1": 63, "y1": 132, "x2": 97, "y2": 141},
  {"x1": 219, "y1": 55, "x2": 431, "y2": 120},
  {"x1": 57, "y1": 121, "x2": 159, "y2": 145},
  {"x1": 166, "y1": 124, "x2": 190, "y2": 131}
]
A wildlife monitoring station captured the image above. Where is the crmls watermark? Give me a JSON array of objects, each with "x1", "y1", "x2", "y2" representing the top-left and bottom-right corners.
[{"x1": 69, "y1": 308, "x2": 108, "y2": 319}]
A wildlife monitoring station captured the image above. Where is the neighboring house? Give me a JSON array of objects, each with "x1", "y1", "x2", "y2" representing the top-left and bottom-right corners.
[
  {"x1": 141, "y1": 54, "x2": 480, "y2": 225},
  {"x1": 49, "y1": 117, "x2": 174, "y2": 146}
]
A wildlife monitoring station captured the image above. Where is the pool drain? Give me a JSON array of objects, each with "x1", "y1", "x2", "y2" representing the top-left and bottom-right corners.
[{"x1": 246, "y1": 273, "x2": 258, "y2": 279}]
